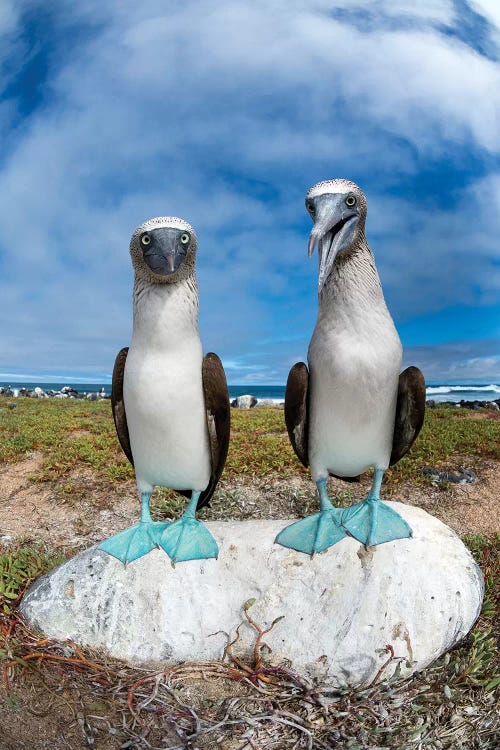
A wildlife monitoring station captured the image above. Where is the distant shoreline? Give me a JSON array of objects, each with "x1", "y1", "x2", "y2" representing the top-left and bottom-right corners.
[{"x1": 0, "y1": 381, "x2": 499, "y2": 409}]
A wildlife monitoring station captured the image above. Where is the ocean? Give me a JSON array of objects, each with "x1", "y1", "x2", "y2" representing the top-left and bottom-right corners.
[
  {"x1": 1, "y1": 381, "x2": 499, "y2": 404},
  {"x1": 424, "y1": 384, "x2": 500, "y2": 403}
]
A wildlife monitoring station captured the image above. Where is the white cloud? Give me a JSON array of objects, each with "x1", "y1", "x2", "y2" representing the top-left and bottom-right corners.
[
  {"x1": 470, "y1": 0, "x2": 500, "y2": 31},
  {"x1": 366, "y1": 174, "x2": 500, "y2": 317},
  {"x1": 403, "y1": 340, "x2": 500, "y2": 380},
  {"x1": 318, "y1": 0, "x2": 455, "y2": 24},
  {"x1": 0, "y1": 1, "x2": 498, "y2": 381}
]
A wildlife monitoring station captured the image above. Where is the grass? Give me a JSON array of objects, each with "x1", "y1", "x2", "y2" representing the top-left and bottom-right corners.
[
  {"x1": 0, "y1": 399, "x2": 498, "y2": 747},
  {"x1": 386, "y1": 406, "x2": 500, "y2": 492},
  {"x1": 0, "y1": 542, "x2": 66, "y2": 616},
  {"x1": 0, "y1": 399, "x2": 499, "y2": 497},
  {"x1": 0, "y1": 398, "x2": 133, "y2": 484}
]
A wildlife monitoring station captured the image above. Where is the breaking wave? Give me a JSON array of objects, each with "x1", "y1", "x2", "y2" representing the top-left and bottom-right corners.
[{"x1": 426, "y1": 385, "x2": 500, "y2": 395}]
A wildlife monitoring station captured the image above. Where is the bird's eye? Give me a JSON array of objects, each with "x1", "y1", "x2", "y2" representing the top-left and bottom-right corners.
[
  {"x1": 180, "y1": 233, "x2": 190, "y2": 245},
  {"x1": 306, "y1": 200, "x2": 315, "y2": 213},
  {"x1": 345, "y1": 195, "x2": 356, "y2": 207},
  {"x1": 141, "y1": 234, "x2": 151, "y2": 246}
]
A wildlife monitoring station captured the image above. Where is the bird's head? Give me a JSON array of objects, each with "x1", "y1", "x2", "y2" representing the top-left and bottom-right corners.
[
  {"x1": 129, "y1": 216, "x2": 198, "y2": 284},
  {"x1": 305, "y1": 179, "x2": 367, "y2": 291}
]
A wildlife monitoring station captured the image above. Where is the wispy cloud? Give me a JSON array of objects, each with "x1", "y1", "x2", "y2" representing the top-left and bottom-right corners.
[
  {"x1": 0, "y1": 1, "x2": 498, "y2": 383},
  {"x1": 404, "y1": 339, "x2": 500, "y2": 381}
]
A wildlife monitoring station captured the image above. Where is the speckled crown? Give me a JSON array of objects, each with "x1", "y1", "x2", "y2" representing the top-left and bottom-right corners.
[
  {"x1": 130, "y1": 216, "x2": 197, "y2": 246},
  {"x1": 306, "y1": 179, "x2": 362, "y2": 199}
]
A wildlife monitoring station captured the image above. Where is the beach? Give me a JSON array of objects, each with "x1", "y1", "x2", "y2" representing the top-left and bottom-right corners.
[{"x1": 1, "y1": 380, "x2": 500, "y2": 407}]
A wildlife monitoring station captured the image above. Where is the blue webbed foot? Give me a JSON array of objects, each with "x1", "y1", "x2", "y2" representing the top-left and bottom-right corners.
[
  {"x1": 342, "y1": 469, "x2": 412, "y2": 547},
  {"x1": 275, "y1": 507, "x2": 346, "y2": 556},
  {"x1": 342, "y1": 470, "x2": 412, "y2": 547},
  {"x1": 157, "y1": 490, "x2": 218, "y2": 563},
  {"x1": 158, "y1": 517, "x2": 218, "y2": 562},
  {"x1": 275, "y1": 478, "x2": 346, "y2": 556},
  {"x1": 99, "y1": 491, "x2": 170, "y2": 564},
  {"x1": 342, "y1": 499, "x2": 412, "y2": 546},
  {"x1": 98, "y1": 521, "x2": 169, "y2": 564}
]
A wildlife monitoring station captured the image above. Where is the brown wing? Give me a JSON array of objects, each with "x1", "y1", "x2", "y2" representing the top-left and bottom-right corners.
[
  {"x1": 111, "y1": 347, "x2": 134, "y2": 466},
  {"x1": 284, "y1": 362, "x2": 360, "y2": 482},
  {"x1": 285, "y1": 362, "x2": 309, "y2": 467},
  {"x1": 197, "y1": 352, "x2": 231, "y2": 511},
  {"x1": 390, "y1": 366, "x2": 426, "y2": 465}
]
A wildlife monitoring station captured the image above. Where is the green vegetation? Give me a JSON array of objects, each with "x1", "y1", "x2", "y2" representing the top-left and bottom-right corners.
[
  {"x1": 387, "y1": 406, "x2": 500, "y2": 492},
  {"x1": 456, "y1": 533, "x2": 500, "y2": 690},
  {"x1": 0, "y1": 542, "x2": 66, "y2": 615},
  {"x1": 0, "y1": 400, "x2": 498, "y2": 748},
  {"x1": 0, "y1": 399, "x2": 499, "y2": 495},
  {"x1": 227, "y1": 407, "x2": 304, "y2": 477},
  {"x1": 0, "y1": 398, "x2": 133, "y2": 483}
]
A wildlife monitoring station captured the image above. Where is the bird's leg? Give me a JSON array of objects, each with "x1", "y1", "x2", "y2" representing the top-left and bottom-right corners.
[
  {"x1": 317, "y1": 478, "x2": 339, "y2": 512},
  {"x1": 140, "y1": 491, "x2": 153, "y2": 522},
  {"x1": 275, "y1": 478, "x2": 346, "y2": 556},
  {"x1": 98, "y1": 491, "x2": 170, "y2": 565},
  {"x1": 157, "y1": 491, "x2": 218, "y2": 564},
  {"x1": 342, "y1": 469, "x2": 412, "y2": 547}
]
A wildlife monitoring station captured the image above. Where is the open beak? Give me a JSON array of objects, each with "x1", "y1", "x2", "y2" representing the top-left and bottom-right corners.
[{"x1": 307, "y1": 194, "x2": 358, "y2": 291}]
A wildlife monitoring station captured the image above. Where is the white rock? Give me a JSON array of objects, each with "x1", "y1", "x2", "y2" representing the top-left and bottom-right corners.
[
  {"x1": 20, "y1": 503, "x2": 483, "y2": 687},
  {"x1": 231, "y1": 394, "x2": 257, "y2": 409}
]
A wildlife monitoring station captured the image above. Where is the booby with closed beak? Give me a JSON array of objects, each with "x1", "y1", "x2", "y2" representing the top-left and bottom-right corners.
[{"x1": 99, "y1": 217, "x2": 230, "y2": 564}]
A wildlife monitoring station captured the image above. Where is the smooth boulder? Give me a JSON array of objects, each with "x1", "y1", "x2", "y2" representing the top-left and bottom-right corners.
[
  {"x1": 20, "y1": 503, "x2": 483, "y2": 687},
  {"x1": 231, "y1": 394, "x2": 257, "y2": 409}
]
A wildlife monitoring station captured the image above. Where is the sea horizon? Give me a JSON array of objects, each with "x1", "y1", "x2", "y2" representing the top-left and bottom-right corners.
[{"x1": 1, "y1": 379, "x2": 499, "y2": 403}]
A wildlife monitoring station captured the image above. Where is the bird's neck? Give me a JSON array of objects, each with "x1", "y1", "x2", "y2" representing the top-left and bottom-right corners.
[
  {"x1": 131, "y1": 274, "x2": 200, "y2": 348},
  {"x1": 318, "y1": 235, "x2": 385, "y2": 319}
]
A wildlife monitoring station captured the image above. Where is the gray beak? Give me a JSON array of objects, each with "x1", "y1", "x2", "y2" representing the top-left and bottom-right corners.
[
  {"x1": 307, "y1": 194, "x2": 358, "y2": 291},
  {"x1": 141, "y1": 227, "x2": 190, "y2": 276}
]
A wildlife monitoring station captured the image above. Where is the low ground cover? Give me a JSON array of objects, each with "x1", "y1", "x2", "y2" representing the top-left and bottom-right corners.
[
  {"x1": 0, "y1": 399, "x2": 498, "y2": 748},
  {"x1": 0, "y1": 398, "x2": 498, "y2": 490}
]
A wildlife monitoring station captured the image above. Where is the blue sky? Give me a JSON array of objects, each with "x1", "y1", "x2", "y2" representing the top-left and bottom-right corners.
[{"x1": 0, "y1": 0, "x2": 499, "y2": 385}]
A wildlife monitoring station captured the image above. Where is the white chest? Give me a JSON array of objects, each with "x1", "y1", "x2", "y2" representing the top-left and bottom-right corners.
[
  {"x1": 307, "y1": 301, "x2": 402, "y2": 478},
  {"x1": 123, "y1": 280, "x2": 211, "y2": 493}
]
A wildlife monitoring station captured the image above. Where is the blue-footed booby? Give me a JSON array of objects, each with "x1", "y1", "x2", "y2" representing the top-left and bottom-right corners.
[
  {"x1": 99, "y1": 217, "x2": 230, "y2": 564},
  {"x1": 276, "y1": 179, "x2": 425, "y2": 555}
]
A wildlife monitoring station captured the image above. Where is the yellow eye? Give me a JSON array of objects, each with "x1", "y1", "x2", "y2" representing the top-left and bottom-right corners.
[
  {"x1": 141, "y1": 234, "x2": 151, "y2": 246},
  {"x1": 180, "y1": 233, "x2": 190, "y2": 245},
  {"x1": 345, "y1": 195, "x2": 356, "y2": 207}
]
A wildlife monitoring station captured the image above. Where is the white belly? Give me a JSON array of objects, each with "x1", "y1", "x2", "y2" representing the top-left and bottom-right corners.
[
  {"x1": 308, "y1": 313, "x2": 402, "y2": 480},
  {"x1": 123, "y1": 339, "x2": 211, "y2": 493}
]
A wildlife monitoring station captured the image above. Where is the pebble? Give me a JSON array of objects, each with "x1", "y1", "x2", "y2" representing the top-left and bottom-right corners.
[
  {"x1": 231, "y1": 394, "x2": 258, "y2": 409},
  {"x1": 0, "y1": 385, "x2": 109, "y2": 400},
  {"x1": 422, "y1": 467, "x2": 477, "y2": 484}
]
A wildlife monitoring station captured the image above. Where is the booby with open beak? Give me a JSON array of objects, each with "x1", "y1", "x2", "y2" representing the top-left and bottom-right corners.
[{"x1": 276, "y1": 179, "x2": 425, "y2": 555}]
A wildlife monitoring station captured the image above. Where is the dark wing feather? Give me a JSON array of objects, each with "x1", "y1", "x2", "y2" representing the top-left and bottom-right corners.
[
  {"x1": 111, "y1": 348, "x2": 134, "y2": 466},
  {"x1": 284, "y1": 362, "x2": 360, "y2": 481},
  {"x1": 390, "y1": 366, "x2": 426, "y2": 465},
  {"x1": 285, "y1": 362, "x2": 309, "y2": 467},
  {"x1": 197, "y1": 352, "x2": 231, "y2": 511}
]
